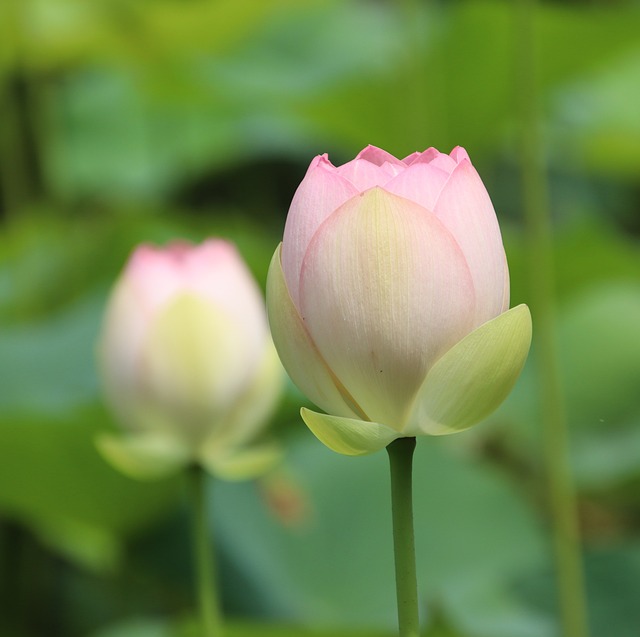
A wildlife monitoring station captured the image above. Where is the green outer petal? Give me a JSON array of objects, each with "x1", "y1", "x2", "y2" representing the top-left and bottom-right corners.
[
  {"x1": 301, "y1": 408, "x2": 400, "y2": 456},
  {"x1": 200, "y1": 443, "x2": 282, "y2": 481},
  {"x1": 266, "y1": 245, "x2": 362, "y2": 419},
  {"x1": 409, "y1": 304, "x2": 532, "y2": 435},
  {"x1": 96, "y1": 432, "x2": 190, "y2": 481}
]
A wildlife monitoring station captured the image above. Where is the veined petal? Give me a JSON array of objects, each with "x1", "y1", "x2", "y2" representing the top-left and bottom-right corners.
[
  {"x1": 449, "y1": 146, "x2": 470, "y2": 163},
  {"x1": 301, "y1": 408, "x2": 400, "y2": 456},
  {"x1": 408, "y1": 305, "x2": 532, "y2": 436},
  {"x1": 336, "y1": 158, "x2": 398, "y2": 190},
  {"x1": 426, "y1": 152, "x2": 458, "y2": 172},
  {"x1": 282, "y1": 156, "x2": 359, "y2": 306},
  {"x1": 385, "y1": 162, "x2": 452, "y2": 213},
  {"x1": 434, "y1": 158, "x2": 509, "y2": 326},
  {"x1": 96, "y1": 432, "x2": 190, "y2": 480},
  {"x1": 403, "y1": 147, "x2": 439, "y2": 165},
  {"x1": 266, "y1": 245, "x2": 362, "y2": 420},
  {"x1": 354, "y1": 144, "x2": 405, "y2": 167},
  {"x1": 299, "y1": 188, "x2": 476, "y2": 429}
]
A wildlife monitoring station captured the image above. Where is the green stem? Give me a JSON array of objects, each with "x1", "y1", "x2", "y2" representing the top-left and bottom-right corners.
[
  {"x1": 515, "y1": 3, "x2": 590, "y2": 637},
  {"x1": 188, "y1": 467, "x2": 223, "y2": 637},
  {"x1": 387, "y1": 437, "x2": 420, "y2": 637}
]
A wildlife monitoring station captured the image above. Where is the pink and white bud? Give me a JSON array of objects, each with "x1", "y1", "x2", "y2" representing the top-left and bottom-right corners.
[
  {"x1": 267, "y1": 146, "x2": 531, "y2": 455},
  {"x1": 98, "y1": 239, "x2": 283, "y2": 479}
]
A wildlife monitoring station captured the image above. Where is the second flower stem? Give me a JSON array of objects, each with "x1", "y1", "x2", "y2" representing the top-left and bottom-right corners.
[
  {"x1": 188, "y1": 466, "x2": 223, "y2": 637},
  {"x1": 515, "y1": 2, "x2": 590, "y2": 636},
  {"x1": 387, "y1": 437, "x2": 420, "y2": 637}
]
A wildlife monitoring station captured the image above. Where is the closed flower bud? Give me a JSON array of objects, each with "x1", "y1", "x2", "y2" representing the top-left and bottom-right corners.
[
  {"x1": 266, "y1": 145, "x2": 531, "y2": 456},
  {"x1": 98, "y1": 240, "x2": 283, "y2": 479}
]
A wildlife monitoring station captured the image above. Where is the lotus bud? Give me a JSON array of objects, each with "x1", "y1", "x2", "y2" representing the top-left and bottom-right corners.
[
  {"x1": 98, "y1": 239, "x2": 283, "y2": 479},
  {"x1": 266, "y1": 145, "x2": 532, "y2": 455}
]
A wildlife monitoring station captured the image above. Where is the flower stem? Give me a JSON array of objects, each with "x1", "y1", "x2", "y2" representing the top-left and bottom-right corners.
[
  {"x1": 515, "y1": 2, "x2": 590, "y2": 636},
  {"x1": 188, "y1": 466, "x2": 223, "y2": 637},
  {"x1": 387, "y1": 437, "x2": 420, "y2": 637}
]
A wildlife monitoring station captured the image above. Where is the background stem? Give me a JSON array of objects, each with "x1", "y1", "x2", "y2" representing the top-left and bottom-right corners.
[
  {"x1": 188, "y1": 467, "x2": 223, "y2": 637},
  {"x1": 515, "y1": 2, "x2": 590, "y2": 636},
  {"x1": 387, "y1": 437, "x2": 420, "y2": 637}
]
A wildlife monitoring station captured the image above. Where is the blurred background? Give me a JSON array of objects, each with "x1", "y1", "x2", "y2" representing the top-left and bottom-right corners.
[{"x1": 1, "y1": 0, "x2": 639, "y2": 636}]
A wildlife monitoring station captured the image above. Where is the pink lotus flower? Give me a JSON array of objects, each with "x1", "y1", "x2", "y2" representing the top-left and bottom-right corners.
[
  {"x1": 267, "y1": 145, "x2": 531, "y2": 455},
  {"x1": 98, "y1": 240, "x2": 283, "y2": 479}
]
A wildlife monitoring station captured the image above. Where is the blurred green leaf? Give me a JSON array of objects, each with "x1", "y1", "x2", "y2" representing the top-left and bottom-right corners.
[
  {"x1": 302, "y1": 2, "x2": 640, "y2": 161},
  {"x1": 89, "y1": 617, "x2": 173, "y2": 637},
  {"x1": 212, "y1": 434, "x2": 550, "y2": 637},
  {"x1": 88, "y1": 615, "x2": 438, "y2": 637},
  {"x1": 0, "y1": 292, "x2": 101, "y2": 414},
  {"x1": 488, "y1": 280, "x2": 640, "y2": 492},
  {"x1": 551, "y1": 49, "x2": 640, "y2": 177},
  {"x1": 559, "y1": 283, "x2": 640, "y2": 432},
  {"x1": 0, "y1": 286, "x2": 181, "y2": 564},
  {"x1": 0, "y1": 0, "x2": 319, "y2": 72},
  {"x1": 521, "y1": 543, "x2": 640, "y2": 637},
  {"x1": 0, "y1": 412, "x2": 180, "y2": 564}
]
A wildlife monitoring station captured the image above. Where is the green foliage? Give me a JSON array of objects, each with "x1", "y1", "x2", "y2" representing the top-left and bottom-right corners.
[
  {"x1": 211, "y1": 435, "x2": 548, "y2": 636},
  {"x1": 1, "y1": 1, "x2": 639, "y2": 636}
]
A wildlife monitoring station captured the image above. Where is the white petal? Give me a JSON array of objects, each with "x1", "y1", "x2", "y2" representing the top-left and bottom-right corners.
[
  {"x1": 139, "y1": 294, "x2": 256, "y2": 445},
  {"x1": 299, "y1": 188, "x2": 476, "y2": 429},
  {"x1": 266, "y1": 245, "x2": 363, "y2": 419},
  {"x1": 434, "y1": 159, "x2": 508, "y2": 326},
  {"x1": 282, "y1": 156, "x2": 359, "y2": 306}
]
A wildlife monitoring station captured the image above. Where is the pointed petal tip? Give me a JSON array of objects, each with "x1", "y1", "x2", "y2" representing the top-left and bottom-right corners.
[
  {"x1": 450, "y1": 146, "x2": 470, "y2": 163},
  {"x1": 309, "y1": 153, "x2": 333, "y2": 170}
]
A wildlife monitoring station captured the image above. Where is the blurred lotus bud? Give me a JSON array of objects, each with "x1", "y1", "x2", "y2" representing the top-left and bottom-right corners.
[
  {"x1": 97, "y1": 239, "x2": 283, "y2": 480},
  {"x1": 267, "y1": 145, "x2": 531, "y2": 456}
]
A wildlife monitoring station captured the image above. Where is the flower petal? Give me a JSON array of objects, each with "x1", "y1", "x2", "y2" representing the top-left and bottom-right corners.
[
  {"x1": 99, "y1": 240, "x2": 267, "y2": 433},
  {"x1": 200, "y1": 443, "x2": 282, "y2": 480},
  {"x1": 408, "y1": 304, "x2": 532, "y2": 435},
  {"x1": 139, "y1": 294, "x2": 257, "y2": 445},
  {"x1": 301, "y1": 408, "x2": 400, "y2": 456},
  {"x1": 336, "y1": 158, "x2": 398, "y2": 190},
  {"x1": 200, "y1": 337, "x2": 283, "y2": 453},
  {"x1": 354, "y1": 144, "x2": 405, "y2": 167},
  {"x1": 404, "y1": 147, "x2": 442, "y2": 165},
  {"x1": 299, "y1": 188, "x2": 476, "y2": 429},
  {"x1": 385, "y1": 162, "x2": 452, "y2": 213},
  {"x1": 96, "y1": 432, "x2": 189, "y2": 480},
  {"x1": 433, "y1": 158, "x2": 509, "y2": 325},
  {"x1": 426, "y1": 152, "x2": 458, "y2": 171},
  {"x1": 449, "y1": 146, "x2": 470, "y2": 163},
  {"x1": 266, "y1": 245, "x2": 362, "y2": 419},
  {"x1": 282, "y1": 156, "x2": 359, "y2": 307}
]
